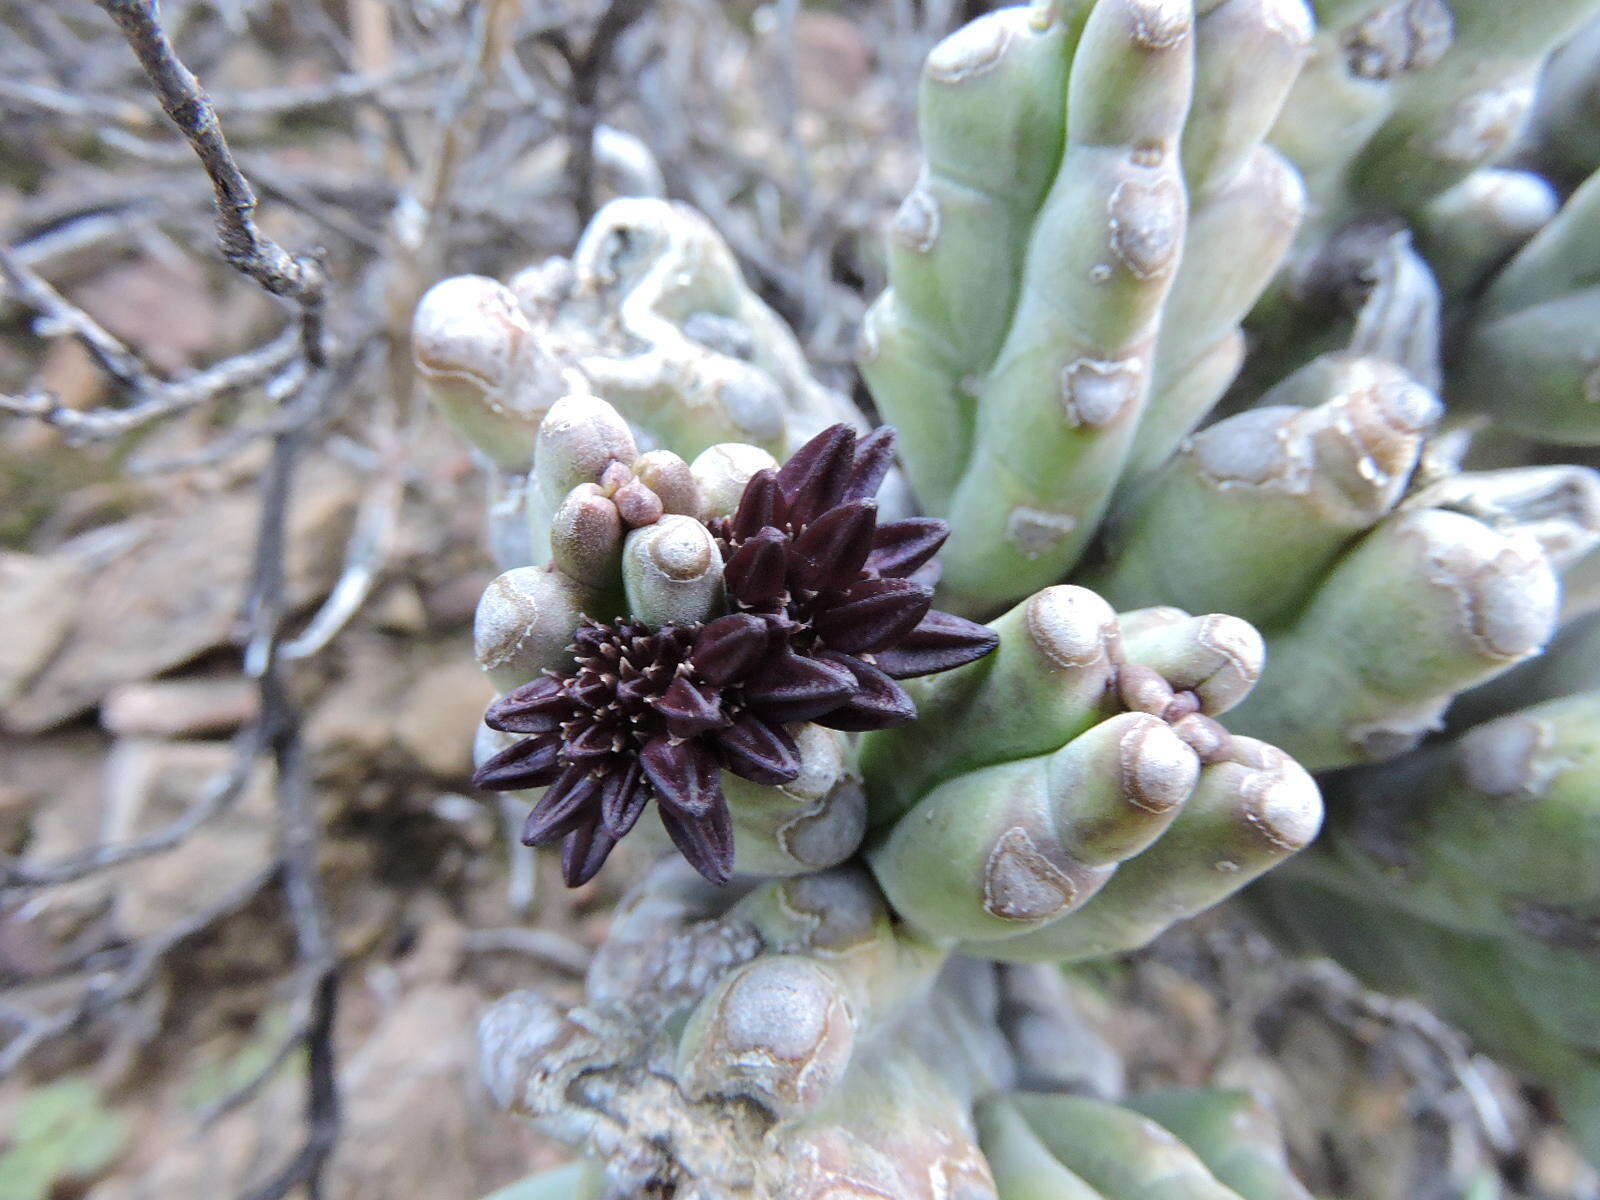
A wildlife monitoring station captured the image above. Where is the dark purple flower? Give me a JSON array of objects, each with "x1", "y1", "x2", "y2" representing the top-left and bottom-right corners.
[
  {"x1": 706, "y1": 423, "x2": 998, "y2": 731},
  {"x1": 473, "y1": 618, "x2": 796, "y2": 886},
  {"x1": 472, "y1": 424, "x2": 998, "y2": 887}
]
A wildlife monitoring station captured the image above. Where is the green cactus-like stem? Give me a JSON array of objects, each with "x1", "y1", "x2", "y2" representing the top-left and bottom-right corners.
[
  {"x1": 862, "y1": 0, "x2": 1200, "y2": 608},
  {"x1": 978, "y1": 1096, "x2": 1107, "y2": 1199},
  {"x1": 1250, "y1": 690, "x2": 1600, "y2": 1164},
  {"x1": 1002, "y1": 1092, "x2": 1246, "y2": 1198},
  {"x1": 1286, "y1": 691, "x2": 1600, "y2": 943},
  {"x1": 859, "y1": 586, "x2": 1120, "y2": 827},
  {"x1": 860, "y1": 2, "x2": 1086, "y2": 514},
  {"x1": 1417, "y1": 169, "x2": 1558, "y2": 299},
  {"x1": 1126, "y1": 1090, "x2": 1314, "y2": 1200},
  {"x1": 620, "y1": 515, "x2": 725, "y2": 626},
  {"x1": 1344, "y1": 0, "x2": 1600, "y2": 215},
  {"x1": 411, "y1": 274, "x2": 564, "y2": 469},
  {"x1": 1096, "y1": 355, "x2": 1439, "y2": 627},
  {"x1": 473, "y1": 565, "x2": 601, "y2": 694},
  {"x1": 720, "y1": 728, "x2": 866, "y2": 877},
  {"x1": 870, "y1": 711, "x2": 1200, "y2": 943},
  {"x1": 976, "y1": 735, "x2": 1319, "y2": 962},
  {"x1": 1454, "y1": 168, "x2": 1600, "y2": 443},
  {"x1": 1127, "y1": 145, "x2": 1303, "y2": 483},
  {"x1": 1224, "y1": 506, "x2": 1560, "y2": 769},
  {"x1": 1524, "y1": 13, "x2": 1600, "y2": 187},
  {"x1": 1126, "y1": 0, "x2": 1310, "y2": 482},
  {"x1": 937, "y1": 0, "x2": 1194, "y2": 605}
]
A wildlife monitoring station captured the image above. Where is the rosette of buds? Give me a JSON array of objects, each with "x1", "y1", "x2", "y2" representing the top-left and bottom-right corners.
[{"x1": 471, "y1": 420, "x2": 997, "y2": 886}]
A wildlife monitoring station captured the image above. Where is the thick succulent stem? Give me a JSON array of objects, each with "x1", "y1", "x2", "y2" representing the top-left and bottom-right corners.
[{"x1": 1096, "y1": 355, "x2": 1439, "y2": 626}]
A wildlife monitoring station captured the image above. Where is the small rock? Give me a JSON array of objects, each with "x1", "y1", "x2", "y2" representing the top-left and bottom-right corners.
[
  {"x1": 324, "y1": 983, "x2": 556, "y2": 1198},
  {"x1": 2, "y1": 455, "x2": 358, "y2": 734},
  {"x1": 0, "y1": 551, "x2": 87, "y2": 709},
  {"x1": 99, "y1": 738, "x2": 275, "y2": 942},
  {"x1": 393, "y1": 657, "x2": 494, "y2": 779}
]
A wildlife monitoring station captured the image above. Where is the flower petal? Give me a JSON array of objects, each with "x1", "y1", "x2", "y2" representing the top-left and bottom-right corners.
[
  {"x1": 521, "y1": 765, "x2": 602, "y2": 844},
  {"x1": 842, "y1": 425, "x2": 897, "y2": 503},
  {"x1": 814, "y1": 577, "x2": 933, "y2": 654},
  {"x1": 691, "y1": 613, "x2": 770, "y2": 685},
  {"x1": 790, "y1": 499, "x2": 877, "y2": 591},
  {"x1": 867, "y1": 518, "x2": 949, "y2": 579},
  {"x1": 472, "y1": 734, "x2": 562, "y2": 791},
  {"x1": 815, "y1": 652, "x2": 918, "y2": 731},
  {"x1": 563, "y1": 719, "x2": 617, "y2": 762},
  {"x1": 658, "y1": 793, "x2": 734, "y2": 885},
  {"x1": 777, "y1": 423, "x2": 856, "y2": 525},
  {"x1": 724, "y1": 526, "x2": 789, "y2": 605},
  {"x1": 640, "y1": 736, "x2": 721, "y2": 818},
  {"x1": 653, "y1": 675, "x2": 729, "y2": 738},
  {"x1": 714, "y1": 712, "x2": 801, "y2": 785},
  {"x1": 871, "y1": 609, "x2": 1000, "y2": 679},
  {"x1": 561, "y1": 817, "x2": 619, "y2": 886},
  {"x1": 743, "y1": 648, "x2": 857, "y2": 723},
  {"x1": 484, "y1": 676, "x2": 566, "y2": 733},
  {"x1": 731, "y1": 468, "x2": 785, "y2": 541},
  {"x1": 599, "y1": 759, "x2": 649, "y2": 838}
]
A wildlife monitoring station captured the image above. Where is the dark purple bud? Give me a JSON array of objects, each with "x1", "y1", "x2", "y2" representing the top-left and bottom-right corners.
[
  {"x1": 777, "y1": 424, "x2": 856, "y2": 525},
  {"x1": 561, "y1": 817, "x2": 619, "y2": 887},
  {"x1": 743, "y1": 649, "x2": 857, "y2": 723},
  {"x1": 484, "y1": 676, "x2": 566, "y2": 734},
  {"x1": 599, "y1": 760, "x2": 649, "y2": 838},
  {"x1": 569, "y1": 673, "x2": 612, "y2": 709},
  {"x1": 658, "y1": 795, "x2": 734, "y2": 885},
  {"x1": 473, "y1": 734, "x2": 562, "y2": 791},
  {"x1": 731, "y1": 468, "x2": 785, "y2": 541},
  {"x1": 641, "y1": 736, "x2": 721, "y2": 818},
  {"x1": 867, "y1": 518, "x2": 949, "y2": 579},
  {"x1": 814, "y1": 652, "x2": 918, "y2": 731},
  {"x1": 814, "y1": 577, "x2": 933, "y2": 654},
  {"x1": 654, "y1": 675, "x2": 729, "y2": 738},
  {"x1": 842, "y1": 425, "x2": 897, "y2": 503},
  {"x1": 714, "y1": 712, "x2": 802, "y2": 785},
  {"x1": 790, "y1": 499, "x2": 877, "y2": 591},
  {"x1": 691, "y1": 613, "x2": 770, "y2": 685},
  {"x1": 563, "y1": 720, "x2": 618, "y2": 762},
  {"x1": 521, "y1": 765, "x2": 603, "y2": 844},
  {"x1": 724, "y1": 526, "x2": 789, "y2": 605},
  {"x1": 871, "y1": 610, "x2": 1000, "y2": 679}
]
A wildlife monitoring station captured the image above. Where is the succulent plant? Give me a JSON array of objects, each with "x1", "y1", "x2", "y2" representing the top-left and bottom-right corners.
[
  {"x1": 413, "y1": 0, "x2": 1600, "y2": 1194},
  {"x1": 472, "y1": 423, "x2": 995, "y2": 885}
]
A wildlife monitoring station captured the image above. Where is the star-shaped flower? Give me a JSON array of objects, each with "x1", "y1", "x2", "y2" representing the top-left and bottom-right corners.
[{"x1": 472, "y1": 424, "x2": 998, "y2": 886}]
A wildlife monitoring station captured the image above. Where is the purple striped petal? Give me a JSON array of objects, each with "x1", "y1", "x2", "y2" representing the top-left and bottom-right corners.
[
  {"x1": 814, "y1": 577, "x2": 933, "y2": 654},
  {"x1": 473, "y1": 734, "x2": 562, "y2": 791},
  {"x1": 866, "y1": 518, "x2": 949, "y2": 579},
  {"x1": 658, "y1": 793, "x2": 734, "y2": 885},
  {"x1": 724, "y1": 526, "x2": 789, "y2": 605},
  {"x1": 714, "y1": 712, "x2": 801, "y2": 785},
  {"x1": 790, "y1": 499, "x2": 877, "y2": 591},
  {"x1": 842, "y1": 425, "x2": 897, "y2": 503},
  {"x1": 743, "y1": 649, "x2": 857, "y2": 723},
  {"x1": 871, "y1": 609, "x2": 1000, "y2": 679}
]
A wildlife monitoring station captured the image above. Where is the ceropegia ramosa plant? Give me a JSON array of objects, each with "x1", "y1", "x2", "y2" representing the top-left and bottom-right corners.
[{"x1": 413, "y1": 0, "x2": 1600, "y2": 1193}]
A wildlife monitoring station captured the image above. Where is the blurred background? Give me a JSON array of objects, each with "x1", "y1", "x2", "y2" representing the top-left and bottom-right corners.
[{"x1": 1, "y1": 2, "x2": 1596, "y2": 1197}]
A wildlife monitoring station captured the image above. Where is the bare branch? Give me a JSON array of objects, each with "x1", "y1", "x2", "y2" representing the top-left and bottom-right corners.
[
  {"x1": 0, "y1": 325, "x2": 301, "y2": 442},
  {"x1": 0, "y1": 244, "x2": 160, "y2": 397},
  {"x1": 0, "y1": 727, "x2": 264, "y2": 892},
  {"x1": 92, "y1": 0, "x2": 330, "y2": 367}
]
